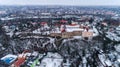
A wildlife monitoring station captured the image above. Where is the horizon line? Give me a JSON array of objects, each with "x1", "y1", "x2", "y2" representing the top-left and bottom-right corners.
[{"x1": 0, "y1": 4, "x2": 120, "y2": 7}]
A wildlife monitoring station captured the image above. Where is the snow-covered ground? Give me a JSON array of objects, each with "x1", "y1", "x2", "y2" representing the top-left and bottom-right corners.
[
  {"x1": 39, "y1": 52, "x2": 63, "y2": 67},
  {"x1": 92, "y1": 26, "x2": 99, "y2": 36},
  {"x1": 6, "y1": 31, "x2": 14, "y2": 37},
  {"x1": 33, "y1": 28, "x2": 41, "y2": 34},
  {"x1": 107, "y1": 51, "x2": 120, "y2": 67},
  {"x1": 33, "y1": 28, "x2": 50, "y2": 35},
  {"x1": 73, "y1": 36, "x2": 82, "y2": 39},
  {"x1": 114, "y1": 44, "x2": 120, "y2": 52},
  {"x1": 32, "y1": 25, "x2": 50, "y2": 35}
]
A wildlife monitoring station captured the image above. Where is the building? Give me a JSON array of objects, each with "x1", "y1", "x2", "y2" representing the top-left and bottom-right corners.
[
  {"x1": 62, "y1": 32, "x2": 73, "y2": 38},
  {"x1": 82, "y1": 31, "x2": 93, "y2": 40},
  {"x1": 102, "y1": 22, "x2": 108, "y2": 26},
  {"x1": 50, "y1": 33, "x2": 61, "y2": 37},
  {"x1": 11, "y1": 54, "x2": 26, "y2": 67},
  {"x1": 62, "y1": 24, "x2": 84, "y2": 32},
  {"x1": 73, "y1": 31, "x2": 82, "y2": 36},
  {"x1": 11, "y1": 50, "x2": 29, "y2": 67},
  {"x1": 49, "y1": 21, "x2": 97, "y2": 39},
  {"x1": 25, "y1": 51, "x2": 39, "y2": 67}
]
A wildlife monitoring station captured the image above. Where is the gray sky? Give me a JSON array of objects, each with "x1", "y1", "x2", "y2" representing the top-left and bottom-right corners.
[{"x1": 0, "y1": 0, "x2": 120, "y2": 6}]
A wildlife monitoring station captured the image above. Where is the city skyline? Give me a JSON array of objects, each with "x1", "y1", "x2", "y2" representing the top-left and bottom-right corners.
[{"x1": 0, "y1": 0, "x2": 120, "y2": 6}]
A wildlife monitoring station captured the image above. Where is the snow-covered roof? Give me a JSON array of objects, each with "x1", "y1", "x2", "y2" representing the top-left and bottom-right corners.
[
  {"x1": 1, "y1": 54, "x2": 17, "y2": 64},
  {"x1": 41, "y1": 22, "x2": 47, "y2": 25},
  {"x1": 106, "y1": 32, "x2": 120, "y2": 41},
  {"x1": 98, "y1": 54, "x2": 106, "y2": 66},
  {"x1": 66, "y1": 28, "x2": 83, "y2": 32},
  {"x1": 117, "y1": 59, "x2": 120, "y2": 63},
  {"x1": 1, "y1": 54, "x2": 17, "y2": 60},
  {"x1": 60, "y1": 20, "x2": 67, "y2": 23},
  {"x1": 104, "y1": 59, "x2": 112, "y2": 66},
  {"x1": 66, "y1": 25, "x2": 80, "y2": 28}
]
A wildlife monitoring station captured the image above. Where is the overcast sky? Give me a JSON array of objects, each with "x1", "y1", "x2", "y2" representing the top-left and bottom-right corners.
[{"x1": 0, "y1": 0, "x2": 120, "y2": 6}]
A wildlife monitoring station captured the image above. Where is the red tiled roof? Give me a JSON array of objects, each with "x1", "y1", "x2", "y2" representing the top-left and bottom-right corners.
[
  {"x1": 69, "y1": 24, "x2": 77, "y2": 26},
  {"x1": 41, "y1": 22, "x2": 47, "y2": 25},
  {"x1": 13, "y1": 57, "x2": 26, "y2": 67},
  {"x1": 60, "y1": 20, "x2": 67, "y2": 23}
]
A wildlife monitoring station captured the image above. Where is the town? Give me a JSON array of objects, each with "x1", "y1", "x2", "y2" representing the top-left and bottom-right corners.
[{"x1": 0, "y1": 5, "x2": 120, "y2": 67}]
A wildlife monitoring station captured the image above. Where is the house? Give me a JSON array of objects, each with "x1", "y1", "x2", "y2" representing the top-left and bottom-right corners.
[
  {"x1": 11, "y1": 54, "x2": 26, "y2": 67},
  {"x1": 41, "y1": 22, "x2": 47, "y2": 26},
  {"x1": 60, "y1": 20, "x2": 67, "y2": 24},
  {"x1": 25, "y1": 51, "x2": 39, "y2": 67},
  {"x1": 102, "y1": 22, "x2": 108, "y2": 26}
]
